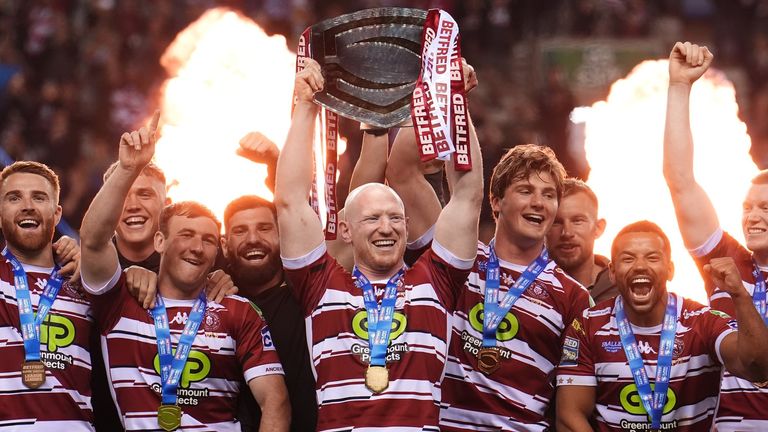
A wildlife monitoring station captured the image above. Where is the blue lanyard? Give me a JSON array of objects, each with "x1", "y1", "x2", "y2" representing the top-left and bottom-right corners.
[
  {"x1": 152, "y1": 292, "x2": 207, "y2": 406},
  {"x1": 353, "y1": 267, "x2": 405, "y2": 367},
  {"x1": 615, "y1": 293, "x2": 677, "y2": 430},
  {"x1": 3, "y1": 247, "x2": 64, "y2": 362},
  {"x1": 482, "y1": 240, "x2": 549, "y2": 347},
  {"x1": 751, "y1": 261, "x2": 768, "y2": 326}
]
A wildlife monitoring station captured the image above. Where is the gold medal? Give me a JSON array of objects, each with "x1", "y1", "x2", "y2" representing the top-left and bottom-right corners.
[
  {"x1": 365, "y1": 365, "x2": 389, "y2": 393},
  {"x1": 477, "y1": 348, "x2": 502, "y2": 375},
  {"x1": 21, "y1": 360, "x2": 46, "y2": 389},
  {"x1": 157, "y1": 404, "x2": 182, "y2": 431}
]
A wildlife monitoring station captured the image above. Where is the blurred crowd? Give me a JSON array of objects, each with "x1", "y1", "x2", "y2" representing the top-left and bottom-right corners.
[{"x1": 1, "y1": 0, "x2": 767, "y2": 230}]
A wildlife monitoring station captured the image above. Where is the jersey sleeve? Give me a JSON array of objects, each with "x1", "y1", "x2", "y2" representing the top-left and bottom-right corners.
[
  {"x1": 236, "y1": 301, "x2": 285, "y2": 383},
  {"x1": 86, "y1": 271, "x2": 129, "y2": 334},
  {"x1": 556, "y1": 311, "x2": 597, "y2": 387},
  {"x1": 282, "y1": 243, "x2": 341, "y2": 316},
  {"x1": 412, "y1": 239, "x2": 473, "y2": 309},
  {"x1": 700, "y1": 308, "x2": 738, "y2": 365},
  {"x1": 690, "y1": 229, "x2": 754, "y2": 314}
]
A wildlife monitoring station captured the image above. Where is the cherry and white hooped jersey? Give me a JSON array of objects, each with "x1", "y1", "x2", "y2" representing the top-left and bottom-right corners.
[
  {"x1": 283, "y1": 241, "x2": 472, "y2": 432},
  {"x1": 690, "y1": 228, "x2": 768, "y2": 431},
  {"x1": 87, "y1": 272, "x2": 283, "y2": 432},
  {"x1": 0, "y1": 259, "x2": 94, "y2": 431},
  {"x1": 439, "y1": 241, "x2": 591, "y2": 431},
  {"x1": 556, "y1": 294, "x2": 735, "y2": 431}
]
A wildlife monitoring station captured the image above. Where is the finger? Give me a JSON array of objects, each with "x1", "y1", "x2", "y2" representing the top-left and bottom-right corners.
[
  {"x1": 672, "y1": 41, "x2": 685, "y2": 57},
  {"x1": 59, "y1": 261, "x2": 76, "y2": 278},
  {"x1": 686, "y1": 43, "x2": 694, "y2": 64},
  {"x1": 696, "y1": 47, "x2": 704, "y2": 66},
  {"x1": 139, "y1": 126, "x2": 149, "y2": 146},
  {"x1": 227, "y1": 284, "x2": 238, "y2": 296},
  {"x1": 703, "y1": 46, "x2": 714, "y2": 67},
  {"x1": 126, "y1": 270, "x2": 138, "y2": 297},
  {"x1": 120, "y1": 132, "x2": 133, "y2": 148},
  {"x1": 71, "y1": 264, "x2": 80, "y2": 284},
  {"x1": 130, "y1": 131, "x2": 142, "y2": 150},
  {"x1": 149, "y1": 110, "x2": 161, "y2": 135},
  {"x1": 137, "y1": 277, "x2": 148, "y2": 309},
  {"x1": 214, "y1": 283, "x2": 231, "y2": 303}
]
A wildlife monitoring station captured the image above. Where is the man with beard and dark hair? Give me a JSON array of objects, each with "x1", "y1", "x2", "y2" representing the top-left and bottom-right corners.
[
  {"x1": 221, "y1": 194, "x2": 317, "y2": 431},
  {"x1": 0, "y1": 161, "x2": 91, "y2": 429},
  {"x1": 547, "y1": 178, "x2": 617, "y2": 302}
]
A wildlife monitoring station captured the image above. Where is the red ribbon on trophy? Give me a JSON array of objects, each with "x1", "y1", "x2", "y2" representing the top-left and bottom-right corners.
[
  {"x1": 295, "y1": 27, "x2": 338, "y2": 240},
  {"x1": 411, "y1": 9, "x2": 470, "y2": 171}
]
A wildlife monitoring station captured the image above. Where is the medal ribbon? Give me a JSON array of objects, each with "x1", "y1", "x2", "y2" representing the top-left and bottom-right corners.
[
  {"x1": 482, "y1": 241, "x2": 549, "y2": 347},
  {"x1": 295, "y1": 26, "x2": 338, "y2": 240},
  {"x1": 751, "y1": 260, "x2": 768, "y2": 326},
  {"x1": 353, "y1": 267, "x2": 405, "y2": 367},
  {"x1": 3, "y1": 247, "x2": 64, "y2": 362},
  {"x1": 152, "y1": 292, "x2": 207, "y2": 406},
  {"x1": 615, "y1": 293, "x2": 677, "y2": 430},
  {"x1": 411, "y1": 9, "x2": 470, "y2": 171}
]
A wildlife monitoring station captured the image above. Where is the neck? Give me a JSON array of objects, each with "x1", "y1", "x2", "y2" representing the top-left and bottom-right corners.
[
  {"x1": 157, "y1": 274, "x2": 204, "y2": 300},
  {"x1": 6, "y1": 243, "x2": 54, "y2": 268},
  {"x1": 493, "y1": 233, "x2": 544, "y2": 266},
  {"x1": 754, "y1": 250, "x2": 768, "y2": 268},
  {"x1": 355, "y1": 261, "x2": 404, "y2": 281},
  {"x1": 116, "y1": 238, "x2": 156, "y2": 263},
  {"x1": 566, "y1": 255, "x2": 603, "y2": 288},
  {"x1": 236, "y1": 270, "x2": 284, "y2": 298},
  {"x1": 622, "y1": 293, "x2": 670, "y2": 328}
]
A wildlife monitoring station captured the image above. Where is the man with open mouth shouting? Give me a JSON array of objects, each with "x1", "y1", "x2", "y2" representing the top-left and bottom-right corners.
[{"x1": 556, "y1": 221, "x2": 768, "y2": 431}]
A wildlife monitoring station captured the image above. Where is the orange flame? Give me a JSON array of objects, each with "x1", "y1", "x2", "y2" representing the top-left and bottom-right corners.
[
  {"x1": 153, "y1": 8, "x2": 346, "y2": 224},
  {"x1": 576, "y1": 60, "x2": 758, "y2": 303}
]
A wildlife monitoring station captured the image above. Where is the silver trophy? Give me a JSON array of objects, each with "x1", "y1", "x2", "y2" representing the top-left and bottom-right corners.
[{"x1": 309, "y1": 8, "x2": 427, "y2": 128}]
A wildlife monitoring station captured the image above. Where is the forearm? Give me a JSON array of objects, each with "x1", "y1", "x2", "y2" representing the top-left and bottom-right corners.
[
  {"x1": 557, "y1": 416, "x2": 595, "y2": 432},
  {"x1": 732, "y1": 293, "x2": 768, "y2": 380},
  {"x1": 662, "y1": 83, "x2": 695, "y2": 188},
  {"x1": 445, "y1": 115, "x2": 482, "y2": 204},
  {"x1": 258, "y1": 400, "x2": 290, "y2": 432},
  {"x1": 349, "y1": 130, "x2": 388, "y2": 191},
  {"x1": 80, "y1": 165, "x2": 138, "y2": 252},
  {"x1": 274, "y1": 102, "x2": 319, "y2": 208}
]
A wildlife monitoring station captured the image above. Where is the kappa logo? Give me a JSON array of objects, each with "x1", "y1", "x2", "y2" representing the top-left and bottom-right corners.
[
  {"x1": 153, "y1": 350, "x2": 211, "y2": 388},
  {"x1": 637, "y1": 340, "x2": 657, "y2": 355},
  {"x1": 468, "y1": 303, "x2": 519, "y2": 341},
  {"x1": 169, "y1": 312, "x2": 189, "y2": 325}
]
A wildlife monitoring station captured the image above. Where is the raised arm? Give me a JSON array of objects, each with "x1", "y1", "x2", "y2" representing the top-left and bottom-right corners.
[
  {"x1": 556, "y1": 385, "x2": 596, "y2": 432},
  {"x1": 248, "y1": 375, "x2": 290, "y2": 431},
  {"x1": 273, "y1": 60, "x2": 326, "y2": 259},
  {"x1": 712, "y1": 257, "x2": 768, "y2": 382},
  {"x1": 349, "y1": 126, "x2": 389, "y2": 191},
  {"x1": 663, "y1": 42, "x2": 719, "y2": 249},
  {"x1": 80, "y1": 111, "x2": 159, "y2": 290},
  {"x1": 433, "y1": 61, "x2": 482, "y2": 260}
]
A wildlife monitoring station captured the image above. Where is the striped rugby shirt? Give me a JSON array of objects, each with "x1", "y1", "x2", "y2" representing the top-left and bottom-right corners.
[
  {"x1": 0, "y1": 260, "x2": 94, "y2": 431},
  {"x1": 283, "y1": 241, "x2": 472, "y2": 431},
  {"x1": 87, "y1": 270, "x2": 284, "y2": 431},
  {"x1": 691, "y1": 228, "x2": 768, "y2": 431},
  {"x1": 556, "y1": 293, "x2": 735, "y2": 431},
  {"x1": 440, "y1": 241, "x2": 591, "y2": 431}
]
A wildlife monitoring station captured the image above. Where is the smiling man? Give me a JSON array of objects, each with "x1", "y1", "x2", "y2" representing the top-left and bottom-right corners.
[
  {"x1": 221, "y1": 195, "x2": 317, "y2": 431},
  {"x1": 663, "y1": 41, "x2": 768, "y2": 430},
  {"x1": 547, "y1": 178, "x2": 616, "y2": 302},
  {"x1": 556, "y1": 221, "x2": 768, "y2": 431},
  {"x1": 274, "y1": 58, "x2": 483, "y2": 430},
  {"x1": 79, "y1": 114, "x2": 289, "y2": 431}
]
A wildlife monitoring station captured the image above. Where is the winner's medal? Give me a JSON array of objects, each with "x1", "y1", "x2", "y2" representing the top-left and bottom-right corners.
[
  {"x1": 157, "y1": 404, "x2": 182, "y2": 431},
  {"x1": 477, "y1": 348, "x2": 501, "y2": 376},
  {"x1": 3, "y1": 248, "x2": 64, "y2": 390},
  {"x1": 365, "y1": 365, "x2": 389, "y2": 393},
  {"x1": 152, "y1": 292, "x2": 206, "y2": 432},
  {"x1": 21, "y1": 360, "x2": 46, "y2": 388},
  {"x1": 353, "y1": 267, "x2": 405, "y2": 394},
  {"x1": 479, "y1": 241, "x2": 548, "y2": 376}
]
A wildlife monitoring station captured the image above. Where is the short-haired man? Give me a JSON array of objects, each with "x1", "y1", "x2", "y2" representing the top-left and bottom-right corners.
[
  {"x1": 80, "y1": 114, "x2": 290, "y2": 431},
  {"x1": 0, "y1": 161, "x2": 90, "y2": 429},
  {"x1": 556, "y1": 221, "x2": 768, "y2": 431},
  {"x1": 274, "y1": 58, "x2": 483, "y2": 430},
  {"x1": 547, "y1": 178, "x2": 617, "y2": 302},
  {"x1": 663, "y1": 41, "x2": 768, "y2": 430},
  {"x1": 221, "y1": 195, "x2": 317, "y2": 431}
]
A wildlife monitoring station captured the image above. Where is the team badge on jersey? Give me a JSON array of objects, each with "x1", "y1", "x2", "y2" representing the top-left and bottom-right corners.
[
  {"x1": 203, "y1": 310, "x2": 221, "y2": 332},
  {"x1": 261, "y1": 327, "x2": 275, "y2": 351}
]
